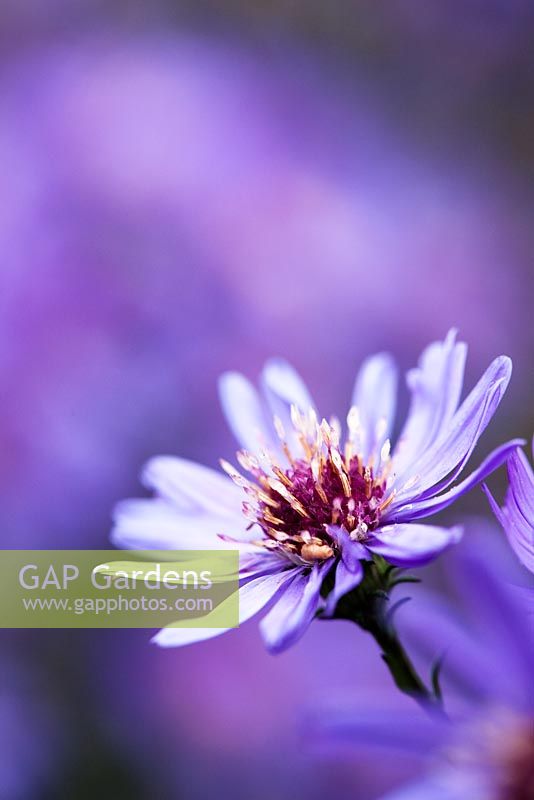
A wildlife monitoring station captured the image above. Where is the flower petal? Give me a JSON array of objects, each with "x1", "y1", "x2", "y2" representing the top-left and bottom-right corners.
[
  {"x1": 111, "y1": 498, "x2": 247, "y2": 550},
  {"x1": 351, "y1": 352, "x2": 398, "y2": 461},
  {"x1": 153, "y1": 567, "x2": 298, "y2": 648},
  {"x1": 367, "y1": 523, "x2": 463, "y2": 567},
  {"x1": 380, "y1": 778, "x2": 467, "y2": 800},
  {"x1": 142, "y1": 456, "x2": 243, "y2": 517},
  {"x1": 307, "y1": 706, "x2": 446, "y2": 754},
  {"x1": 446, "y1": 542, "x2": 534, "y2": 707},
  {"x1": 326, "y1": 525, "x2": 371, "y2": 569},
  {"x1": 218, "y1": 371, "x2": 273, "y2": 454},
  {"x1": 259, "y1": 563, "x2": 329, "y2": 653},
  {"x1": 111, "y1": 498, "x2": 234, "y2": 550},
  {"x1": 392, "y1": 355, "x2": 512, "y2": 505},
  {"x1": 324, "y1": 558, "x2": 363, "y2": 616},
  {"x1": 389, "y1": 439, "x2": 524, "y2": 522},
  {"x1": 261, "y1": 358, "x2": 316, "y2": 454},
  {"x1": 392, "y1": 329, "x2": 466, "y2": 477},
  {"x1": 507, "y1": 446, "x2": 534, "y2": 524}
]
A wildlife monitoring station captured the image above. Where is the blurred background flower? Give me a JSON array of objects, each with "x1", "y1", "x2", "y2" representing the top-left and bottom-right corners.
[{"x1": 0, "y1": 2, "x2": 532, "y2": 798}]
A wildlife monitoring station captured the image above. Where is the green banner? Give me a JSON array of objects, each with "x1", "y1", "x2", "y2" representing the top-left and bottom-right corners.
[{"x1": 0, "y1": 550, "x2": 239, "y2": 628}]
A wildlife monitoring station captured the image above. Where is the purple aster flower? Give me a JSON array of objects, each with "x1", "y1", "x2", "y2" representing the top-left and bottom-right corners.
[
  {"x1": 112, "y1": 330, "x2": 520, "y2": 671},
  {"x1": 484, "y1": 441, "x2": 534, "y2": 575},
  {"x1": 308, "y1": 531, "x2": 534, "y2": 800}
]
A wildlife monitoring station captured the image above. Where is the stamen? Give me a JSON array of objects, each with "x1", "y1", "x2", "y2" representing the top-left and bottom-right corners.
[
  {"x1": 262, "y1": 509, "x2": 286, "y2": 526},
  {"x1": 220, "y1": 459, "x2": 250, "y2": 488},
  {"x1": 330, "y1": 447, "x2": 352, "y2": 497},
  {"x1": 267, "y1": 478, "x2": 310, "y2": 518},
  {"x1": 272, "y1": 465, "x2": 294, "y2": 488},
  {"x1": 236, "y1": 450, "x2": 260, "y2": 473},
  {"x1": 301, "y1": 542, "x2": 334, "y2": 561}
]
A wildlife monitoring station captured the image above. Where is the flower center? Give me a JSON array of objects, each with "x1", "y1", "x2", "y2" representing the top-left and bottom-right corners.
[
  {"x1": 498, "y1": 719, "x2": 534, "y2": 800},
  {"x1": 221, "y1": 405, "x2": 394, "y2": 565},
  {"x1": 446, "y1": 711, "x2": 534, "y2": 800}
]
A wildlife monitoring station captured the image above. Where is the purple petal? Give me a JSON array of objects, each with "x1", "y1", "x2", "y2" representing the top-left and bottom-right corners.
[
  {"x1": 142, "y1": 456, "x2": 243, "y2": 516},
  {"x1": 261, "y1": 358, "x2": 316, "y2": 453},
  {"x1": 484, "y1": 447, "x2": 534, "y2": 574},
  {"x1": 308, "y1": 706, "x2": 446, "y2": 754},
  {"x1": 392, "y1": 355, "x2": 512, "y2": 506},
  {"x1": 399, "y1": 587, "x2": 509, "y2": 703},
  {"x1": 392, "y1": 330, "x2": 467, "y2": 477},
  {"x1": 218, "y1": 371, "x2": 274, "y2": 454},
  {"x1": 507, "y1": 446, "x2": 534, "y2": 524},
  {"x1": 153, "y1": 567, "x2": 298, "y2": 648},
  {"x1": 259, "y1": 563, "x2": 329, "y2": 653},
  {"x1": 389, "y1": 439, "x2": 524, "y2": 522},
  {"x1": 351, "y1": 352, "x2": 398, "y2": 461},
  {"x1": 326, "y1": 525, "x2": 371, "y2": 568},
  {"x1": 367, "y1": 523, "x2": 463, "y2": 567},
  {"x1": 381, "y1": 778, "x2": 468, "y2": 800},
  {"x1": 446, "y1": 544, "x2": 534, "y2": 708},
  {"x1": 111, "y1": 498, "x2": 244, "y2": 549},
  {"x1": 324, "y1": 558, "x2": 364, "y2": 617}
]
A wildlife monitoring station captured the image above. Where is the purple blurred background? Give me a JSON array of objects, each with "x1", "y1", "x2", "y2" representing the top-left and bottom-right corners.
[{"x1": 0, "y1": 3, "x2": 532, "y2": 798}]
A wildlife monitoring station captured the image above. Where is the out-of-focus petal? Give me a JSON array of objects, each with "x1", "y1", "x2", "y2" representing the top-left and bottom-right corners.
[
  {"x1": 142, "y1": 456, "x2": 243, "y2": 516},
  {"x1": 259, "y1": 563, "x2": 328, "y2": 653},
  {"x1": 390, "y1": 439, "x2": 524, "y2": 522},
  {"x1": 380, "y1": 777, "x2": 467, "y2": 800},
  {"x1": 218, "y1": 371, "x2": 273, "y2": 454},
  {"x1": 392, "y1": 355, "x2": 512, "y2": 505},
  {"x1": 399, "y1": 588, "x2": 509, "y2": 704},
  {"x1": 153, "y1": 567, "x2": 298, "y2": 648},
  {"x1": 308, "y1": 706, "x2": 446, "y2": 754},
  {"x1": 447, "y1": 543, "x2": 534, "y2": 708},
  {"x1": 366, "y1": 523, "x2": 463, "y2": 567},
  {"x1": 392, "y1": 330, "x2": 467, "y2": 478},
  {"x1": 261, "y1": 358, "x2": 316, "y2": 454},
  {"x1": 351, "y1": 352, "x2": 398, "y2": 461}
]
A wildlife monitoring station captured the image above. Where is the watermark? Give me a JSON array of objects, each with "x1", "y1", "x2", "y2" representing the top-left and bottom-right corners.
[{"x1": 0, "y1": 551, "x2": 239, "y2": 628}]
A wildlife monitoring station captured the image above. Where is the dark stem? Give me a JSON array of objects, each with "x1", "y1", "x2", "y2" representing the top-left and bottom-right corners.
[
  {"x1": 323, "y1": 556, "x2": 442, "y2": 711},
  {"x1": 362, "y1": 615, "x2": 435, "y2": 709}
]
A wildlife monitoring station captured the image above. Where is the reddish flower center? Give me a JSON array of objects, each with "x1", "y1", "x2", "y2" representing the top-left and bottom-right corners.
[{"x1": 221, "y1": 407, "x2": 394, "y2": 565}]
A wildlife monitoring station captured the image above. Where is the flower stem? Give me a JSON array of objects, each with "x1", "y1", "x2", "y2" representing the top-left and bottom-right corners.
[
  {"x1": 363, "y1": 616, "x2": 436, "y2": 708},
  {"x1": 325, "y1": 557, "x2": 442, "y2": 710}
]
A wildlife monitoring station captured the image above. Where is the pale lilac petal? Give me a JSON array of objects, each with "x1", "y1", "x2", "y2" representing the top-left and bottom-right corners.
[
  {"x1": 390, "y1": 439, "x2": 524, "y2": 522},
  {"x1": 153, "y1": 567, "x2": 298, "y2": 648},
  {"x1": 259, "y1": 563, "x2": 329, "y2": 653},
  {"x1": 392, "y1": 355, "x2": 512, "y2": 505},
  {"x1": 484, "y1": 447, "x2": 534, "y2": 574},
  {"x1": 367, "y1": 523, "x2": 463, "y2": 567},
  {"x1": 111, "y1": 498, "x2": 242, "y2": 549},
  {"x1": 351, "y1": 352, "x2": 398, "y2": 461},
  {"x1": 507, "y1": 447, "x2": 534, "y2": 524},
  {"x1": 261, "y1": 358, "x2": 316, "y2": 453},
  {"x1": 392, "y1": 330, "x2": 467, "y2": 477},
  {"x1": 142, "y1": 456, "x2": 243, "y2": 517},
  {"x1": 323, "y1": 558, "x2": 363, "y2": 616},
  {"x1": 218, "y1": 371, "x2": 273, "y2": 454},
  {"x1": 485, "y1": 486, "x2": 534, "y2": 575}
]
